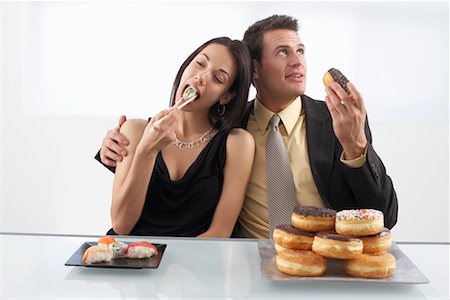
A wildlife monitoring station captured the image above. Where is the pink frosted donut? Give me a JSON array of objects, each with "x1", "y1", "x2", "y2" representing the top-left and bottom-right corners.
[{"x1": 335, "y1": 209, "x2": 384, "y2": 236}]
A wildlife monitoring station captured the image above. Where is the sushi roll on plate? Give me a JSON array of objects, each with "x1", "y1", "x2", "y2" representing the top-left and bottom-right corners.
[
  {"x1": 125, "y1": 241, "x2": 159, "y2": 259},
  {"x1": 82, "y1": 245, "x2": 113, "y2": 264},
  {"x1": 110, "y1": 241, "x2": 128, "y2": 259}
]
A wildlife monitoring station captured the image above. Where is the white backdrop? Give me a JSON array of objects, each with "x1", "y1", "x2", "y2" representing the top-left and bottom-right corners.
[{"x1": 1, "y1": 1, "x2": 449, "y2": 242}]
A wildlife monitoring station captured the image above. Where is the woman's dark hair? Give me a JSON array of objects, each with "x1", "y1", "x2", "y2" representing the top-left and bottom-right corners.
[
  {"x1": 243, "y1": 15, "x2": 298, "y2": 63},
  {"x1": 169, "y1": 37, "x2": 252, "y2": 133}
]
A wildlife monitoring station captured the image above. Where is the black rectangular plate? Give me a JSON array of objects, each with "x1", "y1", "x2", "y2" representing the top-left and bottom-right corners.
[{"x1": 65, "y1": 242, "x2": 167, "y2": 269}]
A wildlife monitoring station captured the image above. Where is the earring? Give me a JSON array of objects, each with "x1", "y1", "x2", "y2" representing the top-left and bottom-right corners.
[{"x1": 217, "y1": 103, "x2": 226, "y2": 116}]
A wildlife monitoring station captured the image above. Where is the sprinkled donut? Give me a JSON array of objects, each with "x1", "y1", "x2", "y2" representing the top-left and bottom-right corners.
[{"x1": 336, "y1": 209, "x2": 384, "y2": 236}]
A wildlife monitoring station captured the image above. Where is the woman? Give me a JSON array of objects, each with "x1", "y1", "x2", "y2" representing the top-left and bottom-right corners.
[{"x1": 109, "y1": 37, "x2": 255, "y2": 237}]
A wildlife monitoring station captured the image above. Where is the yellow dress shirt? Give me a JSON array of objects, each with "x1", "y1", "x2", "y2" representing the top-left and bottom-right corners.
[{"x1": 239, "y1": 96, "x2": 367, "y2": 238}]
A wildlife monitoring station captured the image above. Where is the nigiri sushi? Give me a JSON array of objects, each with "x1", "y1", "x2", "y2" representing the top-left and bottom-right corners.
[
  {"x1": 125, "y1": 241, "x2": 158, "y2": 259},
  {"x1": 82, "y1": 245, "x2": 113, "y2": 264},
  {"x1": 98, "y1": 236, "x2": 116, "y2": 249}
]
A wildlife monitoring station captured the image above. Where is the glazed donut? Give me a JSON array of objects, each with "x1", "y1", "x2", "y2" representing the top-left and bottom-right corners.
[
  {"x1": 276, "y1": 249, "x2": 327, "y2": 277},
  {"x1": 291, "y1": 206, "x2": 336, "y2": 232},
  {"x1": 345, "y1": 252, "x2": 396, "y2": 279},
  {"x1": 360, "y1": 228, "x2": 393, "y2": 254},
  {"x1": 273, "y1": 224, "x2": 315, "y2": 251},
  {"x1": 323, "y1": 68, "x2": 350, "y2": 94},
  {"x1": 312, "y1": 231, "x2": 363, "y2": 259},
  {"x1": 336, "y1": 209, "x2": 384, "y2": 236}
]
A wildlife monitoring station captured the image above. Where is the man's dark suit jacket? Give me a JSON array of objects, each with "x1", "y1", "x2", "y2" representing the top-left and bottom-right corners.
[
  {"x1": 239, "y1": 95, "x2": 398, "y2": 229},
  {"x1": 95, "y1": 94, "x2": 398, "y2": 230}
]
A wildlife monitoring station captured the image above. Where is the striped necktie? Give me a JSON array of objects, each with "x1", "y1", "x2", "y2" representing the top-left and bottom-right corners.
[{"x1": 265, "y1": 114, "x2": 298, "y2": 238}]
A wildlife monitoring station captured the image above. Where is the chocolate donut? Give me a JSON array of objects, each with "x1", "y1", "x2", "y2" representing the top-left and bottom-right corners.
[
  {"x1": 312, "y1": 231, "x2": 363, "y2": 259},
  {"x1": 323, "y1": 68, "x2": 350, "y2": 94},
  {"x1": 273, "y1": 224, "x2": 315, "y2": 251},
  {"x1": 360, "y1": 228, "x2": 393, "y2": 253},
  {"x1": 291, "y1": 206, "x2": 336, "y2": 232}
]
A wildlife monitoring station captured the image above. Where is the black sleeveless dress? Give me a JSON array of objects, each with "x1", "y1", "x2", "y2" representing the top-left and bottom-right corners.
[{"x1": 108, "y1": 131, "x2": 228, "y2": 237}]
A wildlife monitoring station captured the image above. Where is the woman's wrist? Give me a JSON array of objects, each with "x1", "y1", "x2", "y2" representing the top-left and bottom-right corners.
[{"x1": 135, "y1": 143, "x2": 159, "y2": 159}]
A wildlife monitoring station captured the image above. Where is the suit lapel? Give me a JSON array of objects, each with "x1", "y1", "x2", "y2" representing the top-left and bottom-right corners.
[{"x1": 303, "y1": 95, "x2": 336, "y2": 206}]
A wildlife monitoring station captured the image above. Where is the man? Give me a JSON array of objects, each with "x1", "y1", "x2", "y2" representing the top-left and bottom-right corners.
[{"x1": 96, "y1": 15, "x2": 398, "y2": 238}]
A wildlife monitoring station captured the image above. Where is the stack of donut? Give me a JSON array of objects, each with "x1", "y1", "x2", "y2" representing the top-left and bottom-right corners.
[
  {"x1": 274, "y1": 206, "x2": 396, "y2": 279},
  {"x1": 336, "y1": 209, "x2": 396, "y2": 279},
  {"x1": 274, "y1": 206, "x2": 335, "y2": 277}
]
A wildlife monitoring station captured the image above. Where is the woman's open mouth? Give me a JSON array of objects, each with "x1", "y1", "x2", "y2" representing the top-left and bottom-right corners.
[{"x1": 177, "y1": 85, "x2": 199, "y2": 109}]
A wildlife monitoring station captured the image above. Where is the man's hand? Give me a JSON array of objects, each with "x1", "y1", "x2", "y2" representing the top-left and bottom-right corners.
[
  {"x1": 325, "y1": 82, "x2": 368, "y2": 159},
  {"x1": 100, "y1": 115, "x2": 129, "y2": 167}
]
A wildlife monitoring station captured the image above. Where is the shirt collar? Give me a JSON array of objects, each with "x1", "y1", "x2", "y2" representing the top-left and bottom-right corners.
[{"x1": 254, "y1": 96, "x2": 302, "y2": 135}]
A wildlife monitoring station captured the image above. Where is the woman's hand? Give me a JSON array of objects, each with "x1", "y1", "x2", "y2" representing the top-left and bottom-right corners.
[
  {"x1": 137, "y1": 107, "x2": 179, "y2": 155},
  {"x1": 111, "y1": 108, "x2": 178, "y2": 235}
]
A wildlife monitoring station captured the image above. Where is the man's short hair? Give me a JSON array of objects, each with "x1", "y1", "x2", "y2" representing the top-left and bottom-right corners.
[{"x1": 243, "y1": 15, "x2": 299, "y2": 63}]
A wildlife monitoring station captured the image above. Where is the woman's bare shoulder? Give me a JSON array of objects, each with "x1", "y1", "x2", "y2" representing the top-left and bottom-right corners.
[
  {"x1": 119, "y1": 119, "x2": 148, "y2": 142},
  {"x1": 119, "y1": 118, "x2": 147, "y2": 133},
  {"x1": 226, "y1": 128, "x2": 255, "y2": 153},
  {"x1": 228, "y1": 128, "x2": 254, "y2": 143}
]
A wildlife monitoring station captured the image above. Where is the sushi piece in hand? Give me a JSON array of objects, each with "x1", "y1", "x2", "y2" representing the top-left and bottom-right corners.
[
  {"x1": 82, "y1": 245, "x2": 113, "y2": 264},
  {"x1": 183, "y1": 85, "x2": 198, "y2": 101},
  {"x1": 110, "y1": 241, "x2": 128, "y2": 259},
  {"x1": 125, "y1": 241, "x2": 158, "y2": 259},
  {"x1": 98, "y1": 236, "x2": 116, "y2": 249}
]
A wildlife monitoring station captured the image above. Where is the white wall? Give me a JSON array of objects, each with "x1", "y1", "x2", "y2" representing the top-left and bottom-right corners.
[{"x1": 1, "y1": 1, "x2": 448, "y2": 242}]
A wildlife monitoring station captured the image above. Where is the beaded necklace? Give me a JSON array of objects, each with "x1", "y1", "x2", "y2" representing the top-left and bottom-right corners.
[{"x1": 173, "y1": 127, "x2": 213, "y2": 150}]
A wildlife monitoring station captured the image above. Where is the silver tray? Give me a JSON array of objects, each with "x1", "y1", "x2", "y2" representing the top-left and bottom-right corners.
[{"x1": 258, "y1": 240, "x2": 428, "y2": 283}]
